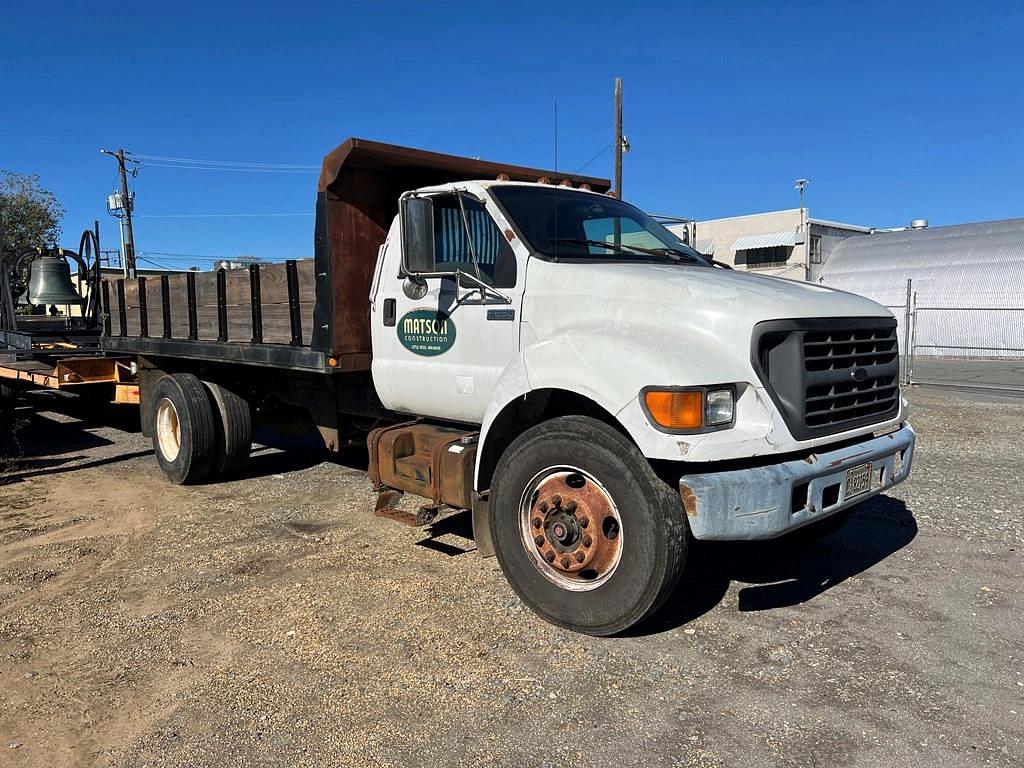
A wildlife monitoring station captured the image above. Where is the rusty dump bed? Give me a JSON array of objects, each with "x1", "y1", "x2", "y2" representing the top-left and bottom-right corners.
[{"x1": 102, "y1": 137, "x2": 610, "y2": 373}]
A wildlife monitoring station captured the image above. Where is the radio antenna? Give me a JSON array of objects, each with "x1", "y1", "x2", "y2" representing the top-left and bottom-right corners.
[{"x1": 553, "y1": 100, "x2": 559, "y2": 172}]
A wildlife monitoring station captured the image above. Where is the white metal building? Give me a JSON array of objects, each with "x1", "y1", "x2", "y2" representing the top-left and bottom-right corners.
[{"x1": 818, "y1": 218, "x2": 1024, "y2": 358}]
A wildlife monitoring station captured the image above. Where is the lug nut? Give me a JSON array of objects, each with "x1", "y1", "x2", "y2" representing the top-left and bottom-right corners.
[
  {"x1": 560, "y1": 556, "x2": 571, "y2": 569},
  {"x1": 575, "y1": 551, "x2": 585, "y2": 563},
  {"x1": 582, "y1": 535, "x2": 592, "y2": 547},
  {"x1": 532, "y1": 517, "x2": 542, "y2": 529},
  {"x1": 545, "y1": 551, "x2": 556, "y2": 563},
  {"x1": 579, "y1": 516, "x2": 589, "y2": 528},
  {"x1": 551, "y1": 494, "x2": 562, "y2": 508},
  {"x1": 565, "y1": 500, "x2": 577, "y2": 513},
  {"x1": 539, "y1": 501, "x2": 549, "y2": 513},
  {"x1": 534, "y1": 535, "x2": 545, "y2": 548}
]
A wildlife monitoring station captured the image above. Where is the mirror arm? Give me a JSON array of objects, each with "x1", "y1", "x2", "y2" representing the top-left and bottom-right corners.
[
  {"x1": 454, "y1": 269, "x2": 512, "y2": 304},
  {"x1": 401, "y1": 269, "x2": 511, "y2": 305}
]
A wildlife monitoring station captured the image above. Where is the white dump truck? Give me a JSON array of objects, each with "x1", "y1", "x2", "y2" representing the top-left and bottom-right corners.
[{"x1": 103, "y1": 138, "x2": 915, "y2": 635}]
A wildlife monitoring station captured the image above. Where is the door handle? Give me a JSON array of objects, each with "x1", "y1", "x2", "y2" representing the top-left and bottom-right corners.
[{"x1": 383, "y1": 298, "x2": 396, "y2": 327}]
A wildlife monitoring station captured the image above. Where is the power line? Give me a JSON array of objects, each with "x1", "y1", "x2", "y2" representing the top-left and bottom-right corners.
[
  {"x1": 136, "y1": 256, "x2": 181, "y2": 271},
  {"x1": 135, "y1": 212, "x2": 315, "y2": 219},
  {"x1": 126, "y1": 152, "x2": 319, "y2": 170},
  {"x1": 138, "y1": 251, "x2": 311, "y2": 263},
  {"x1": 135, "y1": 162, "x2": 318, "y2": 174},
  {"x1": 574, "y1": 143, "x2": 612, "y2": 174},
  {"x1": 139, "y1": 256, "x2": 225, "y2": 264}
]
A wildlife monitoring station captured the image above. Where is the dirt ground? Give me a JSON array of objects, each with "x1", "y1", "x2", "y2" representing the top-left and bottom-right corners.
[{"x1": 0, "y1": 387, "x2": 1021, "y2": 768}]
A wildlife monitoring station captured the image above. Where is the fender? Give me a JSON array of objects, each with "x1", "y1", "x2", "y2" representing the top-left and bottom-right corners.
[
  {"x1": 475, "y1": 351, "x2": 624, "y2": 488},
  {"x1": 475, "y1": 326, "x2": 730, "y2": 488}
]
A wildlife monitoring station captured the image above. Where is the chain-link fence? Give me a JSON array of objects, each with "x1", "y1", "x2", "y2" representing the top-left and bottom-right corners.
[{"x1": 892, "y1": 280, "x2": 1024, "y2": 394}]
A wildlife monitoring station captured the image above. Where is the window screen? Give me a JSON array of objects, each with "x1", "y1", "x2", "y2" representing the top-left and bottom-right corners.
[{"x1": 433, "y1": 195, "x2": 516, "y2": 288}]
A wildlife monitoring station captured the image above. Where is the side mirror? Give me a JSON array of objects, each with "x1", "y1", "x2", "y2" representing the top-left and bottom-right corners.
[
  {"x1": 402, "y1": 275, "x2": 428, "y2": 300},
  {"x1": 400, "y1": 196, "x2": 435, "y2": 274}
]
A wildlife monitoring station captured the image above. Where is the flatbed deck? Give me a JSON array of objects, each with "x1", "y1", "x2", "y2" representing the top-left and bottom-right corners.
[{"x1": 0, "y1": 353, "x2": 138, "y2": 403}]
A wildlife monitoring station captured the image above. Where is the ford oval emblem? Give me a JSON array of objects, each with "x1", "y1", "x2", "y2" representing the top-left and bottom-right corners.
[{"x1": 851, "y1": 367, "x2": 869, "y2": 382}]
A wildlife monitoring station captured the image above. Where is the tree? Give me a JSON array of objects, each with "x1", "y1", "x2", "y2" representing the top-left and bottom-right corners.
[{"x1": 0, "y1": 171, "x2": 65, "y2": 262}]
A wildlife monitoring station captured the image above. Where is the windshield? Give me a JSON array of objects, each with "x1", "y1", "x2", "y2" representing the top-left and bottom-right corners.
[{"x1": 490, "y1": 185, "x2": 709, "y2": 265}]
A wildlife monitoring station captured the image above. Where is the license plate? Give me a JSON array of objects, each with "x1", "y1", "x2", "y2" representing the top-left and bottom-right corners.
[{"x1": 845, "y1": 462, "x2": 873, "y2": 498}]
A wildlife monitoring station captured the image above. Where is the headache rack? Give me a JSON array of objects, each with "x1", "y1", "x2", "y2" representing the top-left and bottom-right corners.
[{"x1": 752, "y1": 317, "x2": 901, "y2": 441}]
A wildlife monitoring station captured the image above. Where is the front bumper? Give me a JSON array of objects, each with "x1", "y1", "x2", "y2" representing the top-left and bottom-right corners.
[{"x1": 679, "y1": 423, "x2": 916, "y2": 540}]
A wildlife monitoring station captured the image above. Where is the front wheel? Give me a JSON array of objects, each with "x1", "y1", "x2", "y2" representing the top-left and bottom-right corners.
[{"x1": 490, "y1": 416, "x2": 687, "y2": 636}]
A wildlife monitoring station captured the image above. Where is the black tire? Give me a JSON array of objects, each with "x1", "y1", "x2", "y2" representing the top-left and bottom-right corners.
[
  {"x1": 0, "y1": 381, "x2": 17, "y2": 408},
  {"x1": 203, "y1": 380, "x2": 252, "y2": 479},
  {"x1": 490, "y1": 415, "x2": 688, "y2": 636},
  {"x1": 150, "y1": 373, "x2": 216, "y2": 484}
]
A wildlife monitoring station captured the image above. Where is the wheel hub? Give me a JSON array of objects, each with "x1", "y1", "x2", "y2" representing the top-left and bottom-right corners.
[
  {"x1": 519, "y1": 467, "x2": 623, "y2": 591},
  {"x1": 545, "y1": 510, "x2": 581, "y2": 551}
]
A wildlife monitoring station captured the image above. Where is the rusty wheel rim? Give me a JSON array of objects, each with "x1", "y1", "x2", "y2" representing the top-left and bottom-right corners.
[{"x1": 519, "y1": 465, "x2": 623, "y2": 592}]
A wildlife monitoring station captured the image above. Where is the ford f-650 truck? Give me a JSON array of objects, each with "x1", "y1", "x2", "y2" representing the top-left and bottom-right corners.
[{"x1": 102, "y1": 138, "x2": 915, "y2": 635}]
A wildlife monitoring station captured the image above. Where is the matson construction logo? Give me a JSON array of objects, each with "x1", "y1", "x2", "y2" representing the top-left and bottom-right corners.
[{"x1": 397, "y1": 309, "x2": 456, "y2": 356}]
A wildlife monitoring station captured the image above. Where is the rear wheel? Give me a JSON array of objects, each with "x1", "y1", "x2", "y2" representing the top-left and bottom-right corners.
[
  {"x1": 490, "y1": 415, "x2": 687, "y2": 636},
  {"x1": 203, "y1": 380, "x2": 252, "y2": 479},
  {"x1": 151, "y1": 373, "x2": 216, "y2": 484}
]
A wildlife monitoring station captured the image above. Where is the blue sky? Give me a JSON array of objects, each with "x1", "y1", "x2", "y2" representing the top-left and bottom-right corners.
[{"x1": 2, "y1": 1, "x2": 1022, "y2": 269}]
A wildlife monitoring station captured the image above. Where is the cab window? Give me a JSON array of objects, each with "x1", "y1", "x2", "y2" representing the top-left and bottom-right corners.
[{"x1": 433, "y1": 194, "x2": 517, "y2": 288}]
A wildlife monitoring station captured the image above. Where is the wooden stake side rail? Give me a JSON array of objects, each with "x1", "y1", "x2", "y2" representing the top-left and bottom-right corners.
[{"x1": 100, "y1": 260, "x2": 365, "y2": 372}]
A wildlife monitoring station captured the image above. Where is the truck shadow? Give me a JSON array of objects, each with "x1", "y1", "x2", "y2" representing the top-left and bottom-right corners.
[
  {"x1": 240, "y1": 428, "x2": 352, "y2": 480},
  {"x1": 630, "y1": 495, "x2": 917, "y2": 636},
  {"x1": 1, "y1": 411, "x2": 119, "y2": 467}
]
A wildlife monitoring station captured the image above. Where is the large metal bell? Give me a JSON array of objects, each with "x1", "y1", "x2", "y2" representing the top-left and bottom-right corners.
[{"x1": 27, "y1": 254, "x2": 84, "y2": 305}]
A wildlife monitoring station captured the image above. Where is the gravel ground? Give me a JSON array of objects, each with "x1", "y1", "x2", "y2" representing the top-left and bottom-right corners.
[{"x1": 0, "y1": 387, "x2": 1021, "y2": 768}]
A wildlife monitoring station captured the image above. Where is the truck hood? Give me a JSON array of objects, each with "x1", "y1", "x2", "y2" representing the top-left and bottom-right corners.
[
  {"x1": 520, "y1": 258, "x2": 894, "y2": 397},
  {"x1": 516, "y1": 259, "x2": 904, "y2": 461},
  {"x1": 525, "y1": 260, "x2": 888, "y2": 321}
]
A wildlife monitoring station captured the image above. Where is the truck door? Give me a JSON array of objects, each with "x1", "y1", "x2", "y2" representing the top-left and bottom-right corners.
[{"x1": 371, "y1": 190, "x2": 524, "y2": 424}]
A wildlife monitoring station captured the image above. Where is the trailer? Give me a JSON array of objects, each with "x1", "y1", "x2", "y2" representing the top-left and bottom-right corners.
[
  {"x1": 0, "y1": 352, "x2": 137, "y2": 403},
  {"x1": 101, "y1": 137, "x2": 916, "y2": 635},
  {"x1": 1, "y1": 228, "x2": 138, "y2": 407}
]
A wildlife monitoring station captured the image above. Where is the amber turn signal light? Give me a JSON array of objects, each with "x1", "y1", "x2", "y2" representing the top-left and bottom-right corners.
[{"x1": 643, "y1": 390, "x2": 703, "y2": 430}]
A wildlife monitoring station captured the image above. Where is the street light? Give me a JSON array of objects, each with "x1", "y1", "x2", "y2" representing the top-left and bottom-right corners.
[{"x1": 794, "y1": 178, "x2": 809, "y2": 212}]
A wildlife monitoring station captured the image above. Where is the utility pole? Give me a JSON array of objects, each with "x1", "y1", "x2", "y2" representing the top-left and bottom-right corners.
[
  {"x1": 102, "y1": 149, "x2": 137, "y2": 278},
  {"x1": 794, "y1": 178, "x2": 810, "y2": 281},
  {"x1": 614, "y1": 77, "x2": 623, "y2": 198}
]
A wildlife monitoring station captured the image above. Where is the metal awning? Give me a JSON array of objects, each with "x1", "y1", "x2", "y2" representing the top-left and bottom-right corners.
[
  {"x1": 695, "y1": 239, "x2": 715, "y2": 256},
  {"x1": 731, "y1": 230, "x2": 797, "y2": 251}
]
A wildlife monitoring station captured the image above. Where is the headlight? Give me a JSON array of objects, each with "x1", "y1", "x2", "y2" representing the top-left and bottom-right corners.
[
  {"x1": 705, "y1": 388, "x2": 734, "y2": 426},
  {"x1": 641, "y1": 386, "x2": 737, "y2": 432}
]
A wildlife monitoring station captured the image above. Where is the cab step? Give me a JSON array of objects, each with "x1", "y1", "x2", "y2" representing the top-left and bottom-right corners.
[{"x1": 372, "y1": 489, "x2": 447, "y2": 527}]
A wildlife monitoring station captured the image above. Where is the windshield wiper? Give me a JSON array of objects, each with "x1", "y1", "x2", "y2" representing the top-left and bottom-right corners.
[
  {"x1": 549, "y1": 238, "x2": 723, "y2": 267},
  {"x1": 631, "y1": 246, "x2": 704, "y2": 263},
  {"x1": 549, "y1": 237, "x2": 646, "y2": 256},
  {"x1": 550, "y1": 238, "x2": 696, "y2": 264},
  {"x1": 645, "y1": 246, "x2": 734, "y2": 269}
]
